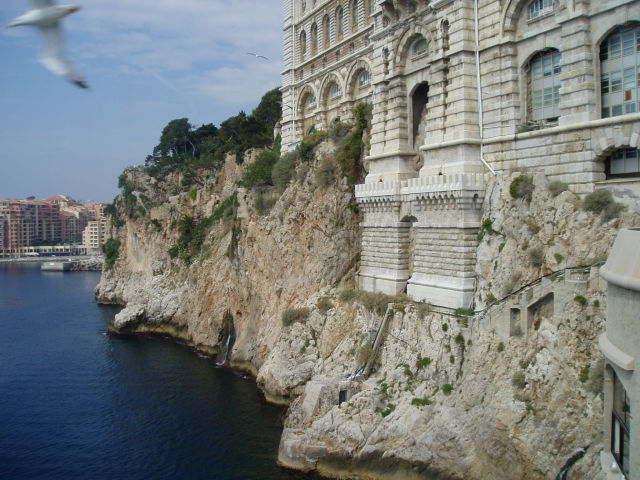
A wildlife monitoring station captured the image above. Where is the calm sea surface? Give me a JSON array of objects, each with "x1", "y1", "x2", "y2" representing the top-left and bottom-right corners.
[{"x1": 0, "y1": 262, "x2": 315, "y2": 480}]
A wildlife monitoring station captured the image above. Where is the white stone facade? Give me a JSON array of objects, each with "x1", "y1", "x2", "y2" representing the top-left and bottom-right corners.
[{"x1": 282, "y1": 0, "x2": 640, "y2": 308}]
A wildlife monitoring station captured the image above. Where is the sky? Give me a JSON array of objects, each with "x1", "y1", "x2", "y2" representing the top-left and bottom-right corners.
[{"x1": 0, "y1": 0, "x2": 283, "y2": 203}]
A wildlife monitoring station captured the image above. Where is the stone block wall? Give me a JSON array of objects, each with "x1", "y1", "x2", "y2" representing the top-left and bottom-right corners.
[{"x1": 283, "y1": 0, "x2": 640, "y2": 308}]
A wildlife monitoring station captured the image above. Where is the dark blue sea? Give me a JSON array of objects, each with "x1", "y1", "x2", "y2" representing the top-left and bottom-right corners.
[{"x1": 0, "y1": 262, "x2": 315, "y2": 480}]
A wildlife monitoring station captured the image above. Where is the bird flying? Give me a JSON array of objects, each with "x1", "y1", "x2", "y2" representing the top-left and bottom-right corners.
[
  {"x1": 247, "y1": 52, "x2": 269, "y2": 60},
  {"x1": 8, "y1": 0, "x2": 88, "y2": 89}
]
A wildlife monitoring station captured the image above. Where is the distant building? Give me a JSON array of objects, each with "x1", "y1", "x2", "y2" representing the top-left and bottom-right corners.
[
  {"x1": 86, "y1": 203, "x2": 108, "y2": 221},
  {"x1": 82, "y1": 220, "x2": 107, "y2": 254},
  {"x1": 600, "y1": 228, "x2": 640, "y2": 479},
  {"x1": 0, "y1": 214, "x2": 5, "y2": 249}
]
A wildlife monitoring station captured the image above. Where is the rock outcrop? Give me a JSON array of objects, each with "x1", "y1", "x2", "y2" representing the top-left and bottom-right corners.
[{"x1": 97, "y1": 140, "x2": 640, "y2": 480}]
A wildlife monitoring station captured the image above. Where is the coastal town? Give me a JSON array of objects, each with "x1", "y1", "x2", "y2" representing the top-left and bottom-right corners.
[{"x1": 0, "y1": 195, "x2": 110, "y2": 258}]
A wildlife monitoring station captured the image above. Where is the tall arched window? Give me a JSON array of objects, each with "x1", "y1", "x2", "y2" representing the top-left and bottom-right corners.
[
  {"x1": 368, "y1": 0, "x2": 374, "y2": 15},
  {"x1": 300, "y1": 30, "x2": 307, "y2": 61},
  {"x1": 337, "y1": 7, "x2": 344, "y2": 40},
  {"x1": 601, "y1": 24, "x2": 640, "y2": 118},
  {"x1": 323, "y1": 15, "x2": 331, "y2": 48},
  {"x1": 352, "y1": 1, "x2": 359, "y2": 31},
  {"x1": 311, "y1": 23, "x2": 318, "y2": 55},
  {"x1": 359, "y1": 68, "x2": 371, "y2": 88},
  {"x1": 528, "y1": 50, "x2": 561, "y2": 122},
  {"x1": 330, "y1": 82, "x2": 342, "y2": 99}
]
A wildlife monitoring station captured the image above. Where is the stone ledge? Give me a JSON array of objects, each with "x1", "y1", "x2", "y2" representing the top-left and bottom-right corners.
[{"x1": 599, "y1": 333, "x2": 635, "y2": 371}]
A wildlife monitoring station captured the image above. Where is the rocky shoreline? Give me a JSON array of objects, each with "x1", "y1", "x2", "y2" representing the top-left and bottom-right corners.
[{"x1": 95, "y1": 145, "x2": 640, "y2": 479}]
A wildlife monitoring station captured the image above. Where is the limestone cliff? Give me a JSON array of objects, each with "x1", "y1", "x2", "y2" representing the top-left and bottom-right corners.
[{"x1": 97, "y1": 139, "x2": 639, "y2": 479}]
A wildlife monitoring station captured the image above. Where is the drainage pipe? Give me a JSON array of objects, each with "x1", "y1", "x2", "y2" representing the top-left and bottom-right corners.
[{"x1": 474, "y1": 0, "x2": 497, "y2": 176}]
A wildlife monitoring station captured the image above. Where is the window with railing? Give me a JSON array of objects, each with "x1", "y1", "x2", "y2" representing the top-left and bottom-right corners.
[
  {"x1": 330, "y1": 82, "x2": 342, "y2": 99},
  {"x1": 601, "y1": 25, "x2": 640, "y2": 118}
]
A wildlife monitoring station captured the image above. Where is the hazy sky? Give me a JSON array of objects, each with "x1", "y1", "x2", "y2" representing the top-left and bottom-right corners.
[{"x1": 0, "y1": 0, "x2": 283, "y2": 203}]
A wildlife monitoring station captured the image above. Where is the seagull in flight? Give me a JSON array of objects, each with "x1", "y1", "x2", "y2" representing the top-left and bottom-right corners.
[
  {"x1": 247, "y1": 52, "x2": 269, "y2": 61},
  {"x1": 8, "y1": 0, "x2": 88, "y2": 89}
]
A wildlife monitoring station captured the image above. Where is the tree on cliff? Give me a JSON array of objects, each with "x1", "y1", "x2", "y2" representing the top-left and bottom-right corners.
[{"x1": 144, "y1": 88, "x2": 282, "y2": 173}]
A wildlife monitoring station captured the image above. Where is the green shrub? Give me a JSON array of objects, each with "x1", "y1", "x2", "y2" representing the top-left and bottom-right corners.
[
  {"x1": 339, "y1": 289, "x2": 358, "y2": 302},
  {"x1": 416, "y1": 301, "x2": 431, "y2": 319},
  {"x1": 416, "y1": 355, "x2": 431, "y2": 368},
  {"x1": 335, "y1": 103, "x2": 372, "y2": 188},
  {"x1": 150, "y1": 219, "x2": 162, "y2": 232},
  {"x1": 487, "y1": 293, "x2": 497, "y2": 304},
  {"x1": 510, "y1": 175, "x2": 534, "y2": 201},
  {"x1": 241, "y1": 149, "x2": 279, "y2": 188},
  {"x1": 455, "y1": 308, "x2": 474, "y2": 317},
  {"x1": 449, "y1": 355, "x2": 455, "y2": 364},
  {"x1": 189, "y1": 188, "x2": 197, "y2": 201},
  {"x1": 574, "y1": 295, "x2": 588, "y2": 306},
  {"x1": 455, "y1": 334, "x2": 465, "y2": 344},
  {"x1": 315, "y1": 156, "x2": 338, "y2": 187},
  {"x1": 442, "y1": 384, "x2": 453, "y2": 395},
  {"x1": 554, "y1": 253, "x2": 564, "y2": 264},
  {"x1": 282, "y1": 307, "x2": 311, "y2": 327},
  {"x1": 549, "y1": 181, "x2": 569, "y2": 197},
  {"x1": 442, "y1": 323, "x2": 449, "y2": 332},
  {"x1": 528, "y1": 247, "x2": 544, "y2": 268},
  {"x1": 316, "y1": 296, "x2": 334, "y2": 312},
  {"x1": 579, "y1": 365, "x2": 590, "y2": 383},
  {"x1": 356, "y1": 344, "x2": 373, "y2": 365},
  {"x1": 512, "y1": 371, "x2": 526, "y2": 389},
  {"x1": 102, "y1": 238, "x2": 121, "y2": 270},
  {"x1": 497, "y1": 342, "x2": 505, "y2": 352},
  {"x1": 304, "y1": 129, "x2": 328, "y2": 147},
  {"x1": 411, "y1": 397, "x2": 431, "y2": 407},
  {"x1": 583, "y1": 189, "x2": 625, "y2": 220},
  {"x1": 593, "y1": 299, "x2": 600, "y2": 308},
  {"x1": 272, "y1": 152, "x2": 297, "y2": 190}
]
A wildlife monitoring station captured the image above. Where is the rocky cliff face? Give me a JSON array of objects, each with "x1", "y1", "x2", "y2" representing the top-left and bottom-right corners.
[{"x1": 97, "y1": 141, "x2": 640, "y2": 479}]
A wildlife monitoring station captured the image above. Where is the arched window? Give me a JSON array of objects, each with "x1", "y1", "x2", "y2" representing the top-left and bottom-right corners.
[
  {"x1": 605, "y1": 148, "x2": 640, "y2": 178},
  {"x1": 323, "y1": 15, "x2": 331, "y2": 48},
  {"x1": 337, "y1": 7, "x2": 344, "y2": 39},
  {"x1": 300, "y1": 30, "x2": 307, "y2": 60},
  {"x1": 412, "y1": 36, "x2": 428, "y2": 57},
  {"x1": 308, "y1": 94, "x2": 317, "y2": 108},
  {"x1": 368, "y1": 0, "x2": 374, "y2": 15},
  {"x1": 352, "y1": 1, "x2": 359, "y2": 31},
  {"x1": 601, "y1": 24, "x2": 640, "y2": 118},
  {"x1": 358, "y1": 68, "x2": 371, "y2": 88},
  {"x1": 528, "y1": 50, "x2": 561, "y2": 122},
  {"x1": 311, "y1": 23, "x2": 318, "y2": 55},
  {"x1": 301, "y1": 0, "x2": 307, "y2": 14},
  {"x1": 330, "y1": 82, "x2": 343, "y2": 99},
  {"x1": 528, "y1": 0, "x2": 553, "y2": 20}
]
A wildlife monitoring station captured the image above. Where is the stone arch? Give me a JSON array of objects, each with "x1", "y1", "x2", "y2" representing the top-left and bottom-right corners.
[
  {"x1": 394, "y1": 25, "x2": 435, "y2": 71},
  {"x1": 594, "y1": 20, "x2": 640, "y2": 50},
  {"x1": 409, "y1": 81, "x2": 429, "y2": 148},
  {"x1": 501, "y1": 0, "x2": 545, "y2": 38},
  {"x1": 297, "y1": 83, "x2": 318, "y2": 115},
  {"x1": 319, "y1": 72, "x2": 346, "y2": 108},
  {"x1": 345, "y1": 58, "x2": 374, "y2": 96}
]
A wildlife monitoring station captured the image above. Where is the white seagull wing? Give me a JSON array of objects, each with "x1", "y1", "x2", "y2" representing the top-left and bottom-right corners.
[
  {"x1": 39, "y1": 25, "x2": 88, "y2": 89},
  {"x1": 31, "y1": 0, "x2": 55, "y2": 9}
]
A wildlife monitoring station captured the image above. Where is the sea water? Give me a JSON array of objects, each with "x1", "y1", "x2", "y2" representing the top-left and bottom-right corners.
[{"x1": 0, "y1": 262, "x2": 316, "y2": 480}]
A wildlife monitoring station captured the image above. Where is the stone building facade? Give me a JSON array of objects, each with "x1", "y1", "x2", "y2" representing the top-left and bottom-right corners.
[{"x1": 282, "y1": 0, "x2": 640, "y2": 309}]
